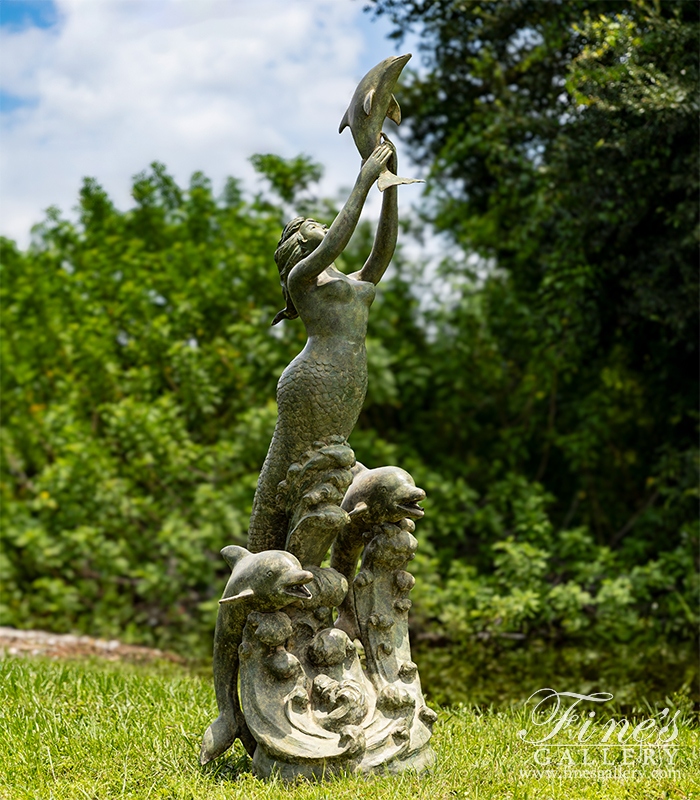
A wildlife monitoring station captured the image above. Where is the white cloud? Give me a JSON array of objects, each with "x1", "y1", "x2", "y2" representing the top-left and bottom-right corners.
[{"x1": 0, "y1": 0, "x2": 424, "y2": 248}]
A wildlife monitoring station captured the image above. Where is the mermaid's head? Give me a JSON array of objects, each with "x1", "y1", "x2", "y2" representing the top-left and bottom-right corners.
[{"x1": 271, "y1": 217, "x2": 328, "y2": 326}]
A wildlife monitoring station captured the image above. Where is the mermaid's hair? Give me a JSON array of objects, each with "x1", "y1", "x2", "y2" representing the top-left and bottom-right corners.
[{"x1": 271, "y1": 216, "x2": 316, "y2": 326}]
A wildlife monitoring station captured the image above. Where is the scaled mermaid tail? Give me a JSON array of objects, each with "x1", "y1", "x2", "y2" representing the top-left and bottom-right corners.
[{"x1": 247, "y1": 343, "x2": 367, "y2": 553}]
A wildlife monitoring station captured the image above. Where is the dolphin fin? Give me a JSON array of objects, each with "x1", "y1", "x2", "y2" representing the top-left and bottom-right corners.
[
  {"x1": 363, "y1": 89, "x2": 375, "y2": 116},
  {"x1": 219, "y1": 588, "x2": 255, "y2": 605},
  {"x1": 377, "y1": 170, "x2": 425, "y2": 192},
  {"x1": 220, "y1": 545, "x2": 250, "y2": 569},
  {"x1": 339, "y1": 107, "x2": 350, "y2": 134},
  {"x1": 348, "y1": 501, "x2": 368, "y2": 518},
  {"x1": 387, "y1": 94, "x2": 402, "y2": 125},
  {"x1": 351, "y1": 461, "x2": 368, "y2": 478}
]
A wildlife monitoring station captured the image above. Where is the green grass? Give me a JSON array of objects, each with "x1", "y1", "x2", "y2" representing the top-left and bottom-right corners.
[{"x1": 0, "y1": 657, "x2": 697, "y2": 800}]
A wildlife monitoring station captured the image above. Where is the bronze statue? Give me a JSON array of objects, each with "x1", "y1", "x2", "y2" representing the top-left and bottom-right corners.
[
  {"x1": 247, "y1": 139, "x2": 398, "y2": 554},
  {"x1": 201, "y1": 54, "x2": 435, "y2": 781},
  {"x1": 200, "y1": 547, "x2": 314, "y2": 764},
  {"x1": 339, "y1": 53, "x2": 423, "y2": 191}
]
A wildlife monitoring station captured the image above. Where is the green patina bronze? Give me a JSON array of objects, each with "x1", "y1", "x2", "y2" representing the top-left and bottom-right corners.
[
  {"x1": 200, "y1": 546, "x2": 314, "y2": 764},
  {"x1": 246, "y1": 139, "x2": 398, "y2": 554},
  {"x1": 201, "y1": 54, "x2": 435, "y2": 781},
  {"x1": 331, "y1": 464, "x2": 426, "y2": 641},
  {"x1": 339, "y1": 53, "x2": 423, "y2": 192}
]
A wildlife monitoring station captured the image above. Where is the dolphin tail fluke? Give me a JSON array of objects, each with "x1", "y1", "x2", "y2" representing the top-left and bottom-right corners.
[
  {"x1": 377, "y1": 169, "x2": 424, "y2": 192},
  {"x1": 199, "y1": 714, "x2": 237, "y2": 765}
]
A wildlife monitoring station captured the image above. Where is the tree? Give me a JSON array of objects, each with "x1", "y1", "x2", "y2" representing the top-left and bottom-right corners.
[
  {"x1": 0, "y1": 159, "x2": 320, "y2": 649},
  {"x1": 366, "y1": 0, "x2": 697, "y2": 534},
  {"x1": 355, "y1": 0, "x2": 699, "y2": 651},
  {"x1": 1, "y1": 43, "x2": 697, "y2": 661}
]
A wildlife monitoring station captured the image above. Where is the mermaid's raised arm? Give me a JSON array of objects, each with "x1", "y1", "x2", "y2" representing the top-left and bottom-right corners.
[
  {"x1": 289, "y1": 143, "x2": 393, "y2": 284},
  {"x1": 350, "y1": 138, "x2": 398, "y2": 285}
]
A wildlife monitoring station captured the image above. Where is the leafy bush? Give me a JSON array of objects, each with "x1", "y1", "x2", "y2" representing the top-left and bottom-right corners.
[
  {"x1": 0, "y1": 163, "x2": 310, "y2": 651},
  {"x1": 1, "y1": 118, "x2": 696, "y2": 659},
  {"x1": 362, "y1": 0, "x2": 699, "y2": 656}
]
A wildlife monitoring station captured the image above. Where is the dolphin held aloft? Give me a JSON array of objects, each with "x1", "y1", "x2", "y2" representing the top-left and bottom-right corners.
[{"x1": 339, "y1": 53, "x2": 423, "y2": 192}]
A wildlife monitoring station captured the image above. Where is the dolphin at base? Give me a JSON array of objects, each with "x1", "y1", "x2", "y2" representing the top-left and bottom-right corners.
[{"x1": 200, "y1": 546, "x2": 314, "y2": 765}]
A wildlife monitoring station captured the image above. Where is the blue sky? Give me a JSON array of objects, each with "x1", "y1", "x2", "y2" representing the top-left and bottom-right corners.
[
  {"x1": 0, "y1": 1, "x2": 57, "y2": 112},
  {"x1": 0, "y1": 0, "x2": 424, "y2": 249},
  {"x1": 0, "y1": 1, "x2": 59, "y2": 30}
]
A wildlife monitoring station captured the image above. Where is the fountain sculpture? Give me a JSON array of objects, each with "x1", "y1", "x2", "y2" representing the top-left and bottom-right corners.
[{"x1": 200, "y1": 54, "x2": 435, "y2": 781}]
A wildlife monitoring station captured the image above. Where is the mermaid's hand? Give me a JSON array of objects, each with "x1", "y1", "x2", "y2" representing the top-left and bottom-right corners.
[
  {"x1": 380, "y1": 133, "x2": 398, "y2": 174},
  {"x1": 361, "y1": 142, "x2": 393, "y2": 183}
]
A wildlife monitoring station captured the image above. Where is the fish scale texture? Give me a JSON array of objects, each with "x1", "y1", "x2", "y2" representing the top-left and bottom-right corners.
[{"x1": 247, "y1": 347, "x2": 367, "y2": 553}]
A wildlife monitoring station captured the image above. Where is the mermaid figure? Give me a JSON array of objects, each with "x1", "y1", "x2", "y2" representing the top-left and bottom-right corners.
[{"x1": 247, "y1": 139, "x2": 398, "y2": 553}]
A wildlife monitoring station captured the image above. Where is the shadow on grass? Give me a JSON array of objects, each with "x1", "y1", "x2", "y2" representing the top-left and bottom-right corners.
[{"x1": 201, "y1": 748, "x2": 253, "y2": 782}]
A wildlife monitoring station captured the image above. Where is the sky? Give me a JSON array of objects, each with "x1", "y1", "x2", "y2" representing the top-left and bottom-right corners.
[{"x1": 0, "y1": 0, "x2": 427, "y2": 250}]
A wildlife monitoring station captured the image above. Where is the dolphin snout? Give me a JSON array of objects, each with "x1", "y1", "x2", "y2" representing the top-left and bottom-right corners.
[
  {"x1": 397, "y1": 485, "x2": 426, "y2": 519},
  {"x1": 282, "y1": 569, "x2": 315, "y2": 600}
]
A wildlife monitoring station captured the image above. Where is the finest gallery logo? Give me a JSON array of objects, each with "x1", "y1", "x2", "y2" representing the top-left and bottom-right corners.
[{"x1": 517, "y1": 688, "x2": 682, "y2": 775}]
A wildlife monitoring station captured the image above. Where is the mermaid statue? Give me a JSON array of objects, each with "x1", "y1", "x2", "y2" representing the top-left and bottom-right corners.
[
  {"x1": 247, "y1": 138, "x2": 398, "y2": 553},
  {"x1": 201, "y1": 55, "x2": 436, "y2": 781}
]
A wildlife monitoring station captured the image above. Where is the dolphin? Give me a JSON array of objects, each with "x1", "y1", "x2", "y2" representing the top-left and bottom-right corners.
[
  {"x1": 339, "y1": 53, "x2": 424, "y2": 192},
  {"x1": 340, "y1": 466, "x2": 426, "y2": 526},
  {"x1": 330, "y1": 466, "x2": 425, "y2": 639},
  {"x1": 199, "y1": 545, "x2": 314, "y2": 765}
]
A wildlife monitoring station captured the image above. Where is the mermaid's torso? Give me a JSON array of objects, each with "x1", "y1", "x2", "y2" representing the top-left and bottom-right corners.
[{"x1": 247, "y1": 268, "x2": 375, "y2": 553}]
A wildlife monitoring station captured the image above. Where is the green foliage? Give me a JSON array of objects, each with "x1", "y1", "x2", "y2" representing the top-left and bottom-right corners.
[
  {"x1": 249, "y1": 153, "x2": 323, "y2": 205},
  {"x1": 0, "y1": 160, "x2": 311, "y2": 651},
  {"x1": 362, "y1": 0, "x2": 698, "y2": 650},
  {"x1": 414, "y1": 637, "x2": 699, "y2": 715},
  {"x1": 1, "y1": 657, "x2": 698, "y2": 799},
  {"x1": 2, "y1": 5, "x2": 698, "y2": 671}
]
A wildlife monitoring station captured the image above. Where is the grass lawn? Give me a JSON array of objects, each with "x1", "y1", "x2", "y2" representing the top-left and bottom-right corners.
[{"x1": 0, "y1": 656, "x2": 697, "y2": 800}]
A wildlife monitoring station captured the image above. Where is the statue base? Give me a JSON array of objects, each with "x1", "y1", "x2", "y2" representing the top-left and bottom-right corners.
[
  {"x1": 238, "y1": 512, "x2": 437, "y2": 781},
  {"x1": 252, "y1": 736, "x2": 435, "y2": 781},
  {"x1": 202, "y1": 441, "x2": 436, "y2": 781}
]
